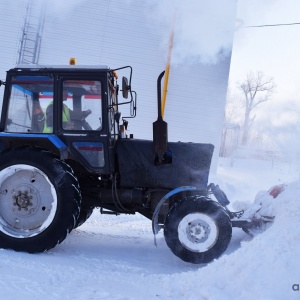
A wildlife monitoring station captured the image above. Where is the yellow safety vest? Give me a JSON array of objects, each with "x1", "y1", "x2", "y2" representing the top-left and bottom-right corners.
[
  {"x1": 43, "y1": 102, "x2": 71, "y2": 133},
  {"x1": 62, "y1": 104, "x2": 71, "y2": 123}
]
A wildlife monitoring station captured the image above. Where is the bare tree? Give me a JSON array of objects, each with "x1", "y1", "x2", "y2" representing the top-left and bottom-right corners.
[
  {"x1": 220, "y1": 85, "x2": 244, "y2": 157},
  {"x1": 224, "y1": 84, "x2": 244, "y2": 125},
  {"x1": 238, "y1": 71, "x2": 276, "y2": 145}
]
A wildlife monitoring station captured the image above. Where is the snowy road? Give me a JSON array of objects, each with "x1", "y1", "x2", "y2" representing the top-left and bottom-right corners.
[{"x1": 0, "y1": 212, "x2": 248, "y2": 300}]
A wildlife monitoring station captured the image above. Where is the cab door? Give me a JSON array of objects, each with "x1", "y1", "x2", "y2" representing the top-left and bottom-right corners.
[{"x1": 55, "y1": 75, "x2": 113, "y2": 174}]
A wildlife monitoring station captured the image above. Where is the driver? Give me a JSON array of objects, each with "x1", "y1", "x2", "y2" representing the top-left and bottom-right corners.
[{"x1": 43, "y1": 90, "x2": 92, "y2": 132}]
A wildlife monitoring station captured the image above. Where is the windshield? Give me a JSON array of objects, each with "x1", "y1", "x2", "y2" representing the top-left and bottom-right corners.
[{"x1": 5, "y1": 76, "x2": 103, "y2": 133}]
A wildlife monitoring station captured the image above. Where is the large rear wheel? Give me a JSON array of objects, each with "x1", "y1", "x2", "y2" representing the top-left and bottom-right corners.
[
  {"x1": 0, "y1": 147, "x2": 81, "y2": 253},
  {"x1": 74, "y1": 208, "x2": 94, "y2": 228},
  {"x1": 164, "y1": 196, "x2": 232, "y2": 264}
]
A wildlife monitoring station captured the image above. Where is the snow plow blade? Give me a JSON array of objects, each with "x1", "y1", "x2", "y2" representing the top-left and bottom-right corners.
[{"x1": 229, "y1": 183, "x2": 286, "y2": 237}]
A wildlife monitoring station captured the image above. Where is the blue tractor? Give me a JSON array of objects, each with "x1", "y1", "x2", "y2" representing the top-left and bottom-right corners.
[{"x1": 0, "y1": 63, "x2": 259, "y2": 264}]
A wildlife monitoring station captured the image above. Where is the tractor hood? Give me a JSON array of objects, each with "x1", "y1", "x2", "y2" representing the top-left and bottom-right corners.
[{"x1": 116, "y1": 139, "x2": 214, "y2": 190}]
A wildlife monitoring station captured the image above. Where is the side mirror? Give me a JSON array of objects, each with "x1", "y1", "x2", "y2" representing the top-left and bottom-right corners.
[
  {"x1": 0, "y1": 80, "x2": 5, "y2": 86},
  {"x1": 122, "y1": 76, "x2": 129, "y2": 99}
]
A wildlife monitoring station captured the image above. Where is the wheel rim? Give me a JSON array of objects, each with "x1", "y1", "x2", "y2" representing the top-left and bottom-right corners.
[
  {"x1": 178, "y1": 213, "x2": 219, "y2": 252},
  {"x1": 0, "y1": 164, "x2": 57, "y2": 238}
]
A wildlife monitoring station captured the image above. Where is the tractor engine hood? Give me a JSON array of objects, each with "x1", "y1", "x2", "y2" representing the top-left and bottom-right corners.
[{"x1": 116, "y1": 139, "x2": 214, "y2": 190}]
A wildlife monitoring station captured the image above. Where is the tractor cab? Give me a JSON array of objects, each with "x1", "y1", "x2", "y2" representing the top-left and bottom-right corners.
[{"x1": 0, "y1": 65, "x2": 134, "y2": 175}]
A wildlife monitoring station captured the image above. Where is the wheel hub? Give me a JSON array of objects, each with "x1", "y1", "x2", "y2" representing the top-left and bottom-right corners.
[
  {"x1": 9, "y1": 184, "x2": 40, "y2": 217},
  {"x1": 187, "y1": 220, "x2": 211, "y2": 244},
  {"x1": 13, "y1": 190, "x2": 33, "y2": 210},
  {"x1": 178, "y1": 212, "x2": 219, "y2": 252},
  {"x1": 0, "y1": 165, "x2": 56, "y2": 237}
]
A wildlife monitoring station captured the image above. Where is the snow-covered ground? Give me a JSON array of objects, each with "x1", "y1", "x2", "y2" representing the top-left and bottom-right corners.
[{"x1": 1, "y1": 157, "x2": 300, "y2": 300}]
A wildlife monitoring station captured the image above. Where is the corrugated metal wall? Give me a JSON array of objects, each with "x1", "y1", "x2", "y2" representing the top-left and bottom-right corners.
[{"x1": 0, "y1": 0, "x2": 235, "y2": 171}]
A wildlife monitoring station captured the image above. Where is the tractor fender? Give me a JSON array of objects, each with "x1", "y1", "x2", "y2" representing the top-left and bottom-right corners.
[
  {"x1": 152, "y1": 186, "x2": 197, "y2": 244},
  {"x1": 0, "y1": 133, "x2": 68, "y2": 160}
]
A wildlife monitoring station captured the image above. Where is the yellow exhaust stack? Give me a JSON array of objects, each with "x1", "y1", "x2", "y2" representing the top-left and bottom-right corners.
[{"x1": 162, "y1": 15, "x2": 175, "y2": 118}]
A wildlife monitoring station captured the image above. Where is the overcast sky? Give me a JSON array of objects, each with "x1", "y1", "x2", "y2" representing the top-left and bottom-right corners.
[
  {"x1": 1, "y1": 0, "x2": 299, "y2": 147},
  {"x1": 230, "y1": 0, "x2": 300, "y2": 132}
]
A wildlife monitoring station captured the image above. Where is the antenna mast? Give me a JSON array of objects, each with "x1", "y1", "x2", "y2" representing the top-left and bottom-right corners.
[{"x1": 17, "y1": 0, "x2": 47, "y2": 64}]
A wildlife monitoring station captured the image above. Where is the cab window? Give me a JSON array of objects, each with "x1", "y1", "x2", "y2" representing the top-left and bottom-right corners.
[
  {"x1": 61, "y1": 80, "x2": 102, "y2": 131},
  {"x1": 5, "y1": 75, "x2": 53, "y2": 133}
]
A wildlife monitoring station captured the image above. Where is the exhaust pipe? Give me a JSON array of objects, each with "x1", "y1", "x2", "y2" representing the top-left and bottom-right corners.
[{"x1": 153, "y1": 71, "x2": 171, "y2": 165}]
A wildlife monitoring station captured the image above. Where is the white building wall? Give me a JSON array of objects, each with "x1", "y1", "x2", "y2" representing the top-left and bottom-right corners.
[{"x1": 0, "y1": 0, "x2": 236, "y2": 172}]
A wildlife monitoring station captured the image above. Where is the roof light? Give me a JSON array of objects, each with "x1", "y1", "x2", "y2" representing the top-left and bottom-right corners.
[{"x1": 69, "y1": 58, "x2": 76, "y2": 65}]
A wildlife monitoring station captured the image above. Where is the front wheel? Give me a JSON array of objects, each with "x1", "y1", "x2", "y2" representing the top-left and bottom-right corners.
[
  {"x1": 0, "y1": 147, "x2": 81, "y2": 253},
  {"x1": 164, "y1": 196, "x2": 232, "y2": 264}
]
